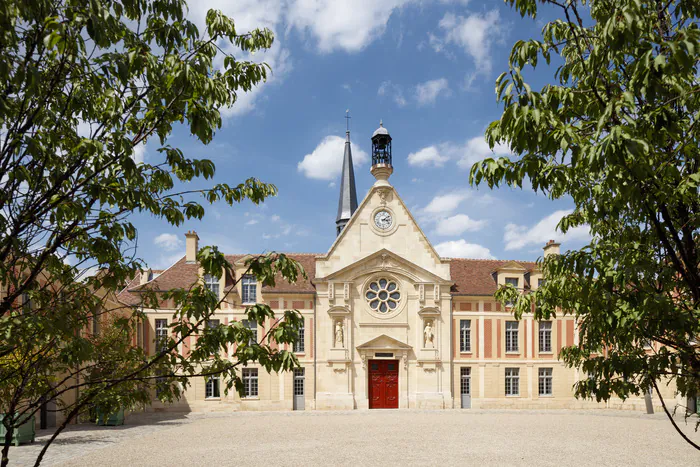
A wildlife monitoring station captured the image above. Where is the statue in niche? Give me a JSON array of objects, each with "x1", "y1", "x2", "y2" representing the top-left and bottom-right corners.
[
  {"x1": 424, "y1": 320, "x2": 435, "y2": 348},
  {"x1": 335, "y1": 320, "x2": 344, "y2": 348}
]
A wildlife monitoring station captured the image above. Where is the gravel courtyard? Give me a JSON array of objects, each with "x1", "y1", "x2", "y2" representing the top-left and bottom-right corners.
[{"x1": 9, "y1": 410, "x2": 700, "y2": 466}]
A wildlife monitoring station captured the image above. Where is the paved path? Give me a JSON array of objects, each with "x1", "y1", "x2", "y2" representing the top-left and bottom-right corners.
[{"x1": 8, "y1": 410, "x2": 700, "y2": 466}]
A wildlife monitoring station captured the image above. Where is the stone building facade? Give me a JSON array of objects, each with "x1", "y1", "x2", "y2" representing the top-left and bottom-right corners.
[{"x1": 118, "y1": 122, "x2": 677, "y2": 412}]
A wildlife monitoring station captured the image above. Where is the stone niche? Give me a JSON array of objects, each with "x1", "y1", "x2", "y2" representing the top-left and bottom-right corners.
[
  {"x1": 327, "y1": 305, "x2": 351, "y2": 367},
  {"x1": 417, "y1": 307, "x2": 440, "y2": 369}
]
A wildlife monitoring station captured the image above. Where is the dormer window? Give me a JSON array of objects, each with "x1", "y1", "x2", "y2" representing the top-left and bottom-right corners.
[
  {"x1": 242, "y1": 275, "x2": 257, "y2": 305},
  {"x1": 505, "y1": 277, "x2": 519, "y2": 307},
  {"x1": 204, "y1": 274, "x2": 220, "y2": 297}
]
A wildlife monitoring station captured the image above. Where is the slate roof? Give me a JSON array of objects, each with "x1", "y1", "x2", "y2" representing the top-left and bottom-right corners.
[{"x1": 116, "y1": 253, "x2": 537, "y2": 304}]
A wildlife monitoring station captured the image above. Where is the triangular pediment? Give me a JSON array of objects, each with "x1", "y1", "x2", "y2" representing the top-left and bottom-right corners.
[
  {"x1": 356, "y1": 334, "x2": 412, "y2": 350},
  {"x1": 319, "y1": 248, "x2": 450, "y2": 284},
  {"x1": 495, "y1": 260, "x2": 528, "y2": 272},
  {"x1": 315, "y1": 183, "x2": 451, "y2": 281}
]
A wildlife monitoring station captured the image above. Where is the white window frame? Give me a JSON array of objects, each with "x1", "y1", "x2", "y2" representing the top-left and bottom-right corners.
[
  {"x1": 293, "y1": 368, "x2": 305, "y2": 396},
  {"x1": 504, "y1": 277, "x2": 519, "y2": 306},
  {"x1": 242, "y1": 319, "x2": 257, "y2": 345},
  {"x1": 505, "y1": 368, "x2": 520, "y2": 396},
  {"x1": 538, "y1": 368, "x2": 553, "y2": 396},
  {"x1": 205, "y1": 375, "x2": 220, "y2": 399},
  {"x1": 460, "y1": 319, "x2": 471, "y2": 353},
  {"x1": 155, "y1": 319, "x2": 168, "y2": 353},
  {"x1": 505, "y1": 321, "x2": 519, "y2": 352},
  {"x1": 293, "y1": 318, "x2": 305, "y2": 353},
  {"x1": 539, "y1": 321, "x2": 552, "y2": 353},
  {"x1": 243, "y1": 368, "x2": 258, "y2": 398},
  {"x1": 204, "y1": 274, "x2": 220, "y2": 297},
  {"x1": 241, "y1": 275, "x2": 257, "y2": 305},
  {"x1": 460, "y1": 367, "x2": 471, "y2": 395}
]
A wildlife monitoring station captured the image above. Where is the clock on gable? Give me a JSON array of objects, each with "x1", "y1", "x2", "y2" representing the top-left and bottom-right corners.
[{"x1": 374, "y1": 210, "x2": 393, "y2": 230}]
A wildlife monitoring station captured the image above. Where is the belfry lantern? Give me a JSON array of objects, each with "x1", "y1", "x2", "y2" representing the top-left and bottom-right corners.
[{"x1": 371, "y1": 120, "x2": 392, "y2": 167}]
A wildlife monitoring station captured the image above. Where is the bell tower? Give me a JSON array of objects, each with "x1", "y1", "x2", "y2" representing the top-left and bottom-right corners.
[{"x1": 370, "y1": 120, "x2": 393, "y2": 186}]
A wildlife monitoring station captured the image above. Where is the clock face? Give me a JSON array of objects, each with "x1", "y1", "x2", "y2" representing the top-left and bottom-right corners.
[{"x1": 374, "y1": 210, "x2": 393, "y2": 230}]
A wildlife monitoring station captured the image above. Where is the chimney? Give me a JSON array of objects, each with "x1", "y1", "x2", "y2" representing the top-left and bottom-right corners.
[
  {"x1": 185, "y1": 231, "x2": 199, "y2": 263},
  {"x1": 543, "y1": 239, "x2": 560, "y2": 258},
  {"x1": 140, "y1": 268, "x2": 152, "y2": 285}
]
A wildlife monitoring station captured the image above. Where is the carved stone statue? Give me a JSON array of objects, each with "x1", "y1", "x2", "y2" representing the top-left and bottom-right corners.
[
  {"x1": 424, "y1": 321, "x2": 434, "y2": 348},
  {"x1": 335, "y1": 320, "x2": 344, "y2": 348}
]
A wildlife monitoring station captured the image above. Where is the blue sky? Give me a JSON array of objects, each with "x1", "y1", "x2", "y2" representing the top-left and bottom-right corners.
[{"x1": 134, "y1": 0, "x2": 590, "y2": 269}]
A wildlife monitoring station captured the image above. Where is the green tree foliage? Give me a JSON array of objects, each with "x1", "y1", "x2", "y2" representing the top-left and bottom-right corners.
[
  {"x1": 0, "y1": 1, "x2": 304, "y2": 465},
  {"x1": 471, "y1": 0, "x2": 700, "y2": 448}
]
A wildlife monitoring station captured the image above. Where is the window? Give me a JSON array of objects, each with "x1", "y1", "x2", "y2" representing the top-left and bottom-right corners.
[
  {"x1": 293, "y1": 368, "x2": 304, "y2": 396},
  {"x1": 155, "y1": 375, "x2": 167, "y2": 398},
  {"x1": 205, "y1": 375, "x2": 220, "y2": 399},
  {"x1": 504, "y1": 277, "x2": 519, "y2": 306},
  {"x1": 460, "y1": 320, "x2": 471, "y2": 352},
  {"x1": 365, "y1": 278, "x2": 401, "y2": 313},
  {"x1": 505, "y1": 321, "x2": 519, "y2": 352},
  {"x1": 21, "y1": 293, "x2": 31, "y2": 314},
  {"x1": 137, "y1": 319, "x2": 143, "y2": 348},
  {"x1": 539, "y1": 368, "x2": 553, "y2": 396},
  {"x1": 293, "y1": 319, "x2": 305, "y2": 353},
  {"x1": 155, "y1": 319, "x2": 168, "y2": 352},
  {"x1": 460, "y1": 367, "x2": 471, "y2": 395},
  {"x1": 539, "y1": 321, "x2": 552, "y2": 352},
  {"x1": 241, "y1": 275, "x2": 257, "y2": 304},
  {"x1": 505, "y1": 368, "x2": 520, "y2": 396},
  {"x1": 92, "y1": 309, "x2": 100, "y2": 336},
  {"x1": 204, "y1": 274, "x2": 220, "y2": 297},
  {"x1": 242, "y1": 319, "x2": 257, "y2": 345},
  {"x1": 243, "y1": 368, "x2": 258, "y2": 398}
]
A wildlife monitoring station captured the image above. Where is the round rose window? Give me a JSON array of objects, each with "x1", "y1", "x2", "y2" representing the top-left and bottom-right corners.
[{"x1": 366, "y1": 278, "x2": 400, "y2": 313}]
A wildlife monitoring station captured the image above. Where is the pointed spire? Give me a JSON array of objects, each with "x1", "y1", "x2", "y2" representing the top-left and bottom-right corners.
[{"x1": 336, "y1": 111, "x2": 358, "y2": 236}]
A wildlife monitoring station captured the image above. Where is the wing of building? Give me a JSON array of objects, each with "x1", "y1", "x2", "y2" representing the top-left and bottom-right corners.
[{"x1": 118, "y1": 122, "x2": 676, "y2": 412}]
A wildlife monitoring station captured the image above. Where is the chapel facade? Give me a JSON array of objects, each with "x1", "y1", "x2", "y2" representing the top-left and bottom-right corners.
[{"x1": 118, "y1": 122, "x2": 675, "y2": 412}]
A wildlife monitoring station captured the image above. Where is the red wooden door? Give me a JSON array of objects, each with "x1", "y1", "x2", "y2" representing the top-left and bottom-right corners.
[{"x1": 368, "y1": 360, "x2": 399, "y2": 409}]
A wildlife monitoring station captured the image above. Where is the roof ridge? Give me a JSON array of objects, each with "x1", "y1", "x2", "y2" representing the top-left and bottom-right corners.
[
  {"x1": 225, "y1": 252, "x2": 323, "y2": 257},
  {"x1": 447, "y1": 257, "x2": 538, "y2": 263},
  {"x1": 128, "y1": 255, "x2": 186, "y2": 291}
]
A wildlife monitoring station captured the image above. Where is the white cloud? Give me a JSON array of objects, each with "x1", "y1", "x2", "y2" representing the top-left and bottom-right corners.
[
  {"x1": 297, "y1": 135, "x2": 369, "y2": 180},
  {"x1": 154, "y1": 233, "x2": 182, "y2": 252},
  {"x1": 423, "y1": 191, "x2": 469, "y2": 215},
  {"x1": 434, "y1": 239, "x2": 494, "y2": 259},
  {"x1": 434, "y1": 214, "x2": 486, "y2": 236},
  {"x1": 187, "y1": 0, "x2": 291, "y2": 118},
  {"x1": 246, "y1": 219, "x2": 259, "y2": 225},
  {"x1": 504, "y1": 210, "x2": 591, "y2": 251},
  {"x1": 415, "y1": 78, "x2": 450, "y2": 106},
  {"x1": 434, "y1": 10, "x2": 503, "y2": 74},
  {"x1": 286, "y1": 0, "x2": 413, "y2": 53},
  {"x1": 328, "y1": 182, "x2": 336, "y2": 188},
  {"x1": 342, "y1": 83, "x2": 352, "y2": 92},
  {"x1": 407, "y1": 146, "x2": 449, "y2": 167},
  {"x1": 270, "y1": 215, "x2": 281, "y2": 222},
  {"x1": 132, "y1": 142, "x2": 147, "y2": 164},
  {"x1": 407, "y1": 137, "x2": 510, "y2": 170},
  {"x1": 378, "y1": 80, "x2": 407, "y2": 107},
  {"x1": 455, "y1": 136, "x2": 511, "y2": 169}
]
